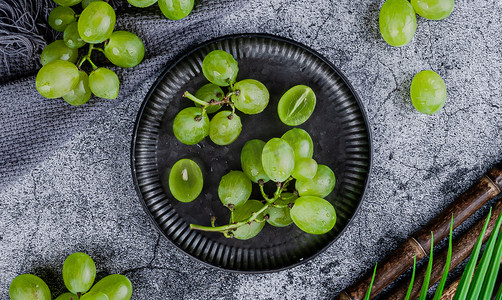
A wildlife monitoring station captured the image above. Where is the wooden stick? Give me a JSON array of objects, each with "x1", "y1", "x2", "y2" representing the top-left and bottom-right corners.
[{"x1": 335, "y1": 165, "x2": 502, "y2": 300}]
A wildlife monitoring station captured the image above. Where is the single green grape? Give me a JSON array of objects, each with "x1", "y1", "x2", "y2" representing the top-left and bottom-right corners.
[
  {"x1": 266, "y1": 206, "x2": 293, "y2": 227},
  {"x1": 88, "y1": 68, "x2": 120, "y2": 99},
  {"x1": 202, "y1": 50, "x2": 239, "y2": 87},
  {"x1": 232, "y1": 200, "x2": 266, "y2": 240},
  {"x1": 82, "y1": 0, "x2": 101, "y2": 9},
  {"x1": 240, "y1": 139, "x2": 270, "y2": 183},
  {"x1": 296, "y1": 164, "x2": 336, "y2": 198},
  {"x1": 194, "y1": 83, "x2": 223, "y2": 114},
  {"x1": 104, "y1": 31, "x2": 145, "y2": 68},
  {"x1": 281, "y1": 128, "x2": 314, "y2": 160},
  {"x1": 411, "y1": 0, "x2": 454, "y2": 20},
  {"x1": 55, "y1": 293, "x2": 79, "y2": 300},
  {"x1": 218, "y1": 171, "x2": 252, "y2": 209},
  {"x1": 80, "y1": 291, "x2": 109, "y2": 300},
  {"x1": 290, "y1": 196, "x2": 336, "y2": 234},
  {"x1": 78, "y1": 1, "x2": 116, "y2": 43},
  {"x1": 48, "y1": 6, "x2": 76, "y2": 32},
  {"x1": 262, "y1": 138, "x2": 295, "y2": 183},
  {"x1": 168, "y1": 159, "x2": 203, "y2": 203},
  {"x1": 410, "y1": 70, "x2": 447, "y2": 115},
  {"x1": 9, "y1": 274, "x2": 51, "y2": 300},
  {"x1": 158, "y1": 0, "x2": 194, "y2": 20},
  {"x1": 231, "y1": 79, "x2": 269, "y2": 114},
  {"x1": 36, "y1": 60, "x2": 80, "y2": 99},
  {"x1": 277, "y1": 85, "x2": 316, "y2": 126},
  {"x1": 63, "y1": 71, "x2": 92, "y2": 106},
  {"x1": 64, "y1": 22, "x2": 86, "y2": 49},
  {"x1": 88, "y1": 274, "x2": 132, "y2": 300},
  {"x1": 127, "y1": 0, "x2": 157, "y2": 7},
  {"x1": 40, "y1": 40, "x2": 78, "y2": 66},
  {"x1": 209, "y1": 111, "x2": 242, "y2": 145},
  {"x1": 172, "y1": 107, "x2": 209, "y2": 145},
  {"x1": 379, "y1": 0, "x2": 417, "y2": 47},
  {"x1": 63, "y1": 252, "x2": 96, "y2": 294},
  {"x1": 54, "y1": 0, "x2": 82, "y2": 6},
  {"x1": 292, "y1": 157, "x2": 318, "y2": 181}
]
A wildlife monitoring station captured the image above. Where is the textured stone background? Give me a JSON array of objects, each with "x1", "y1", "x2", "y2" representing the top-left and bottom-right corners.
[{"x1": 1, "y1": 0, "x2": 502, "y2": 299}]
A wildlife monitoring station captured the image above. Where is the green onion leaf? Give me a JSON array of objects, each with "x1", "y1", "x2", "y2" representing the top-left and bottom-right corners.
[
  {"x1": 364, "y1": 263, "x2": 377, "y2": 300},
  {"x1": 479, "y1": 211, "x2": 502, "y2": 300},
  {"x1": 419, "y1": 232, "x2": 434, "y2": 300},
  {"x1": 404, "y1": 255, "x2": 417, "y2": 300},
  {"x1": 433, "y1": 215, "x2": 454, "y2": 300}
]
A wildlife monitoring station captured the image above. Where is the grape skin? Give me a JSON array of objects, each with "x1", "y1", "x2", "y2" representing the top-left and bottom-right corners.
[
  {"x1": 173, "y1": 107, "x2": 209, "y2": 145},
  {"x1": 63, "y1": 252, "x2": 96, "y2": 294},
  {"x1": 218, "y1": 171, "x2": 252, "y2": 209},
  {"x1": 202, "y1": 50, "x2": 239, "y2": 87},
  {"x1": 411, "y1": 0, "x2": 454, "y2": 20},
  {"x1": 232, "y1": 200, "x2": 266, "y2": 240},
  {"x1": 64, "y1": 22, "x2": 87, "y2": 49},
  {"x1": 292, "y1": 157, "x2": 318, "y2": 181},
  {"x1": 55, "y1": 293, "x2": 79, "y2": 300},
  {"x1": 379, "y1": 0, "x2": 417, "y2": 47},
  {"x1": 240, "y1": 139, "x2": 270, "y2": 183},
  {"x1": 209, "y1": 111, "x2": 242, "y2": 145},
  {"x1": 104, "y1": 31, "x2": 145, "y2": 68},
  {"x1": 41, "y1": 40, "x2": 78, "y2": 66},
  {"x1": 194, "y1": 83, "x2": 223, "y2": 114},
  {"x1": 54, "y1": 0, "x2": 82, "y2": 6},
  {"x1": 295, "y1": 164, "x2": 336, "y2": 198},
  {"x1": 88, "y1": 274, "x2": 132, "y2": 300},
  {"x1": 63, "y1": 71, "x2": 92, "y2": 106},
  {"x1": 262, "y1": 138, "x2": 295, "y2": 183},
  {"x1": 36, "y1": 60, "x2": 80, "y2": 99},
  {"x1": 231, "y1": 79, "x2": 270, "y2": 115},
  {"x1": 281, "y1": 128, "x2": 314, "y2": 160},
  {"x1": 158, "y1": 0, "x2": 194, "y2": 20},
  {"x1": 78, "y1": 1, "x2": 116, "y2": 44},
  {"x1": 290, "y1": 196, "x2": 336, "y2": 234},
  {"x1": 9, "y1": 274, "x2": 51, "y2": 300},
  {"x1": 410, "y1": 70, "x2": 447, "y2": 115},
  {"x1": 48, "y1": 6, "x2": 76, "y2": 32},
  {"x1": 88, "y1": 68, "x2": 120, "y2": 100},
  {"x1": 127, "y1": 0, "x2": 158, "y2": 7}
]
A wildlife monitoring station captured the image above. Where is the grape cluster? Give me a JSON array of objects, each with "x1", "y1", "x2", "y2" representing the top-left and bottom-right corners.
[
  {"x1": 36, "y1": 0, "x2": 146, "y2": 106},
  {"x1": 9, "y1": 252, "x2": 132, "y2": 300}
]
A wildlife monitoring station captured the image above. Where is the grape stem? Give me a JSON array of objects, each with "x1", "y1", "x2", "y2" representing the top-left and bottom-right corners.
[{"x1": 183, "y1": 91, "x2": 232, "y2": 107}]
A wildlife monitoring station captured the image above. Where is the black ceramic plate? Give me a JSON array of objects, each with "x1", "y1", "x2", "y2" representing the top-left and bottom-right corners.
[{"x1": 131, "y1": 34, "x2": 372, "y2": 272}]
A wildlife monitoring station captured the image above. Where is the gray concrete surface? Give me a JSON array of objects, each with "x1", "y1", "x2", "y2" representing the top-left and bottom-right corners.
[{"x1": 1, "y1": 0, "x2": 502, "y2": 299}]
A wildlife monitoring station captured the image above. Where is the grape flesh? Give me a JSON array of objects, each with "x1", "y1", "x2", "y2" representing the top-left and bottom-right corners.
[
  {"x1": 232, "y1": 200, "x2": 265, "y2": 240},
  {"x1": 202, "y1": 50, "x2": 239, "y2": 87},
  {"x1": 127, "y1": 0, "x2": 158, "y2": 7},
  {"x1": 104, "y1": 31, "x2": 145, "y2": 68},
  {"x1": 194, "y1": 83, "x2": 223, "y2": 114},
  {"x1": 158, "y1": 0, "x2": 194, "y2": 20},
  {"x1": 36, "y1": 60, "x2": 80, "y2": 99},
  {"x1": 379, "y1": 0, "x2": 417, "y2": 47},
  {"x1": 218, "y1": 170, "x2": 252, "y2": 209},
  {"x1": 290, "y1": 196, "x2": 336, "y2": 234},
  {"x1": 9, "y1": 274, "x2": 51, "y2": 300},
  {"x1": 63, "y1": 252, "x2": 96, "y2": 294},
  {"x1": 296, "y1": 164, "x2": 336, "y2": 198},
  {"x1": 89, "y1": 274, "x2": 132, "y2": 300},
  {"x1": 88, "y1": 68, "x2": 120, "y2": 99},
  {"x1": 240, "y1": 139, "x2": 270, "y2": 183},
  {"x1": 41, "y1": 40, "x2": 78, "y2": 66},
  {"x1": 54, "y1": 0, "x2": 82, "y2": 6},
  {"x1": 55, "y1": 293, "x2": 79, "y2": 300},
  {"x1": 78, "y1": 1, "x2": 116, "y2": 43},
  {"x1": 411, "y1": 0, "x2": 454, "y2": 20},
  {"x1": 64, "y1": 22, "x2": 86, "y2": 49},
  {"x1": 173, "y1": 107, "x2": 209, "y2": 145},
  {"x1": 168, "y1": 159, "x2": 203, "y2": 203},
  {"x1": 231, "y1": 79, "x2": 269, "y2": 114},
  {"x1": 262, "y1": 138, "x2": 295, "y2": 183},
  {"x1": 410, "y1": 70, "x2": 447, "y2": 115},
  {"x1": 292, "y1": 157, "x2": 318, "y2": 181},
  {"x1": 281, "y1": 128, "x2": 314, "y2": 160},
  {"x1": 209, "y1": 111, "x2": 242, "y2": 145},
  {"x1": 48, "y1": 6, "x2": 76, "y2": 32},
  {"x1": 277, "y1": 85, "x2": 316, "y2": 126},
  {"x1": 63, "y1": 71, "x2": 92, "y2": 106}
]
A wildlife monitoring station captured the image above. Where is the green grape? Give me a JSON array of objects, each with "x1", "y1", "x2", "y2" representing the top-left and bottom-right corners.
[
  {"x1": 168, "y1": 159, "x2": 203, "y2": 203},
  {"x1": 104, "y1": 31, "x2": 145, "y2": 68},
  {"x1": 410, "y1": 70, "x2": 447, "y2": 115},
  {"x1": 55, "y1": 293, "x2": 79, "y2": 300},
  {"x1": 292, "y1": 157, "x2": 318, "y2": 181},
  {"x1": 262, "y1": 138, "x2": 295, "y2": 183},
  {"x1": 202, "y1": 50, "x2": 239, "y2": 87},
  {"x1": 379, "y1": 0, "x2": 417, "y2": 47},
  {"x1": 9, "y1": 274, "x2": 51, "y2": 300},
  {"x1": 279, "y1": 192, "x2": 298, "y2": 204},
  {"x1": 158, "y1": 0, "x2": 194, "y2": 20},
  {"x1": 194, "y1": 83, "x2": 223, "y2": 114},
  {"x1": 40, "y1": 40, "x2": 78, "y2": 66},
  {"x1": 48, "y1": 6, "x2": 76, "y2": 32},
  {"x1": 172, "y1": 107, "x2": 209, "y2": 145},
  {"x1": 127, "y1": 0, "x2": 157, "y2": 7},
  {"x1": 266, "y1": 204, "x2": 293, "y2": 227},
  {"x1": 240, "y1": 139, "x2": 270, "y2": 183},
  {"x1": 290, "y1": 196, "x2": 336, "y2": 234},
  {"x1": 277, "y1": 85, "x2": 316, "y2": 126},
  {"x1": 63, "y1": 71, "x2": 92, "y2": 106},
  {"x1": 82, "y1": 0, "x2": 101, "y2": 9},
  {"x1": 78, "y1": 1, "x2": 116, "y2": 43},
  {"x1": 218, "y1": 171, "x2": 252, "y2": 209},
  {"x1": 281, "y1": 128, "x2": 314, "y2": 160},
  {"x1": 54, "y1": 0, "x2": 82, "y2": 6},
  {"x1": 88, "y1": 274, "x2": 132, "y2": 300},
  {"x1": 64, "y1": 22, "x2": 86, "y2": 49},
  {"x1": 80, "y1": 291, "x2": 109, "y2": 300},
  {"x1": 63, "y1": 252, "x2": 96, "y2": 294},
  {"x1": 232, "y1": 200, "x2": 266, "y2": 240},
  {"x1": 209, "y1": 111, "x2": 242, "y2": 145},
  {"x1": 296, "y1": 164, "x2": 336, "y2": 198},
  {"x1": 36, "y1": 60, "x2": 80, "y2": 99},
  {"x1": 88, "y1": 67, "x2": 120, "y2": 99},
  {"x1": 411, "y1": 0, "x2": 454, "y2": 20},
  {"x1": 231, "y1": 79, "x2": 269, "y2": 114}
]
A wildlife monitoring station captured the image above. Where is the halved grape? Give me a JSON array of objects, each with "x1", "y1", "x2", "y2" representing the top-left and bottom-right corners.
[
  {"x1": 127, "y1": 0, "x2": 157, "y2": 7},
  {"x1": 63, "y1": 71, "x2": 92, "y2": 106},
  {"x1": 281, "y1": 128, "x2": 314, "y2": 160},
  {"x1": 231, "y1": 79, "x2": 269, "y2": 114},
  {"x1": 80, "y1": 291, "x2": 109, "y2": 300},
  {"x1": 262, "y1": 138, "x2": 295, "y2": 183},
  {"x1": 54, "y1": 0, "x2": 82, "y2": 6},
  {"x1": 48, "y1": 6, "x2": 76, "y2": 32},
  {"x1": 158, "y1": 0, "x2": 194, "y2": 20},
  {"x1": 82, "y1": 0, "x2": 101, "y2": 8},
  {"x1": 36, "y1": 60, "x2": 80, "y2": 99},
  {"x1": 55, "y1": 293, "x2": 79, "y2": 300},
  {"x1": 292, "y1": 157, "x2": 318, "y2": 181},
  {"x1": 411, "y1": 0, "x2": 454, "y2": 20},
  {"x1": 296, "y1": 164, "x2": 336, "y2": 198},
  {"x1": 277, "y1": 85, "x2": 316, "y2": 126},
  {"x1": 410, "y1": 70, "x2": 447, "y2": 115},
  {"x1": 89, "y1": 274, "x2": 132, "y2": 300},
  {"x1": 240, "y1": 139, "x2": 270, "y2": 183},
  {"x1": 290, "y1": 196, "x2": 336, "y2": 234},
  {"x1": 64, "y1": 22, "x2": 86, "y2": 49},
  {"x1": 9, "y1": 274, "x2": 51, "y2": 300},
  {"x1": 232, "y1": 200, "x2": 266, "y2": 240},
  {"x1": 78, "y1": 1, "x2": 116, "y2": 43},
  {"x1": 194, "y1": 83, "x2": 223, "y2": 114},
  {"x1": 41, "y1": 40, "x2": 78, "y2": 66},
  {"x1": 88, "y1": 67, "x2": 119, "y2": 99},
  {"x1": 173, "y1": 107, "x2": 209, "y2": 145},
  {"x1": 202, "y1": 50, "x2": 239, "y2": 87},
  {"x1": 209, "y1": 111, "x2": 242, "y2": 145},
  {"x1": 168, "y1": 159, "x2": 203, "y2": 203},
  {"x1": 379, "y1": 0, "x2": 417, "y2": 47},
  {"x1": 218, "y1": 170, "x2": 252, "y2": 209},
  {"x1": 63, "y1": 252, "x2": 96, "y2": 294},
  {"x1": 104, "y1": 31, "x2": 145, "y2": 68}
]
